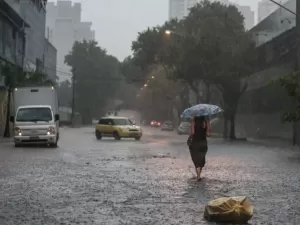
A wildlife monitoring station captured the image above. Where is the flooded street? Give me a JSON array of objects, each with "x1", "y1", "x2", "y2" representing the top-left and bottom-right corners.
[{"x1": 1, "y1": 126, "x2": 300, "y2": 225}]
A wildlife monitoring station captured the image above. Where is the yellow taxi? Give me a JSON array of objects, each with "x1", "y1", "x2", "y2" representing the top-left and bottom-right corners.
[{"x1": 95, "y1": 116, "x2": 142, "y2": 140}]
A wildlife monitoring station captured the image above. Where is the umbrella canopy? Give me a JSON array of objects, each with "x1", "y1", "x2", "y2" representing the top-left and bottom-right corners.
[{"x1": 181, "y1": 104, "x2": 223, "y2": 119}]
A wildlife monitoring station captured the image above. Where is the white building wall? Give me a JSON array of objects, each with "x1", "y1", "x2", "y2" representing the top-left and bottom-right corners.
[
  {"x1": 46, "y1": 0, "x2": 94, "y2": 81},
  {"x1": 169, "y1": 0, "x2": 201, "y2": 20}
]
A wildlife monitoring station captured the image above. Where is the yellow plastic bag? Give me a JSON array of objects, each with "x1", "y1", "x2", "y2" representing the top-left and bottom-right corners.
[{"x1": 204, "y1": 196, "x2": 254, "y2": 223}]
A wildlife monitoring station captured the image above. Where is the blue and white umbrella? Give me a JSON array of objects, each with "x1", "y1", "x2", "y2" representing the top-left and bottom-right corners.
[{"x1": 180, "y1": 104, "x2": 223, "y2": 119}]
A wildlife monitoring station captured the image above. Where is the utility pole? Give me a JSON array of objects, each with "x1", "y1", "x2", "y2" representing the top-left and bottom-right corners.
[
  {"x1": 71, "y1": 71, "x2": 76, "y2": 127},
  {"x1": 293, "y1": 0, "x2": 300, "y2": 145}
]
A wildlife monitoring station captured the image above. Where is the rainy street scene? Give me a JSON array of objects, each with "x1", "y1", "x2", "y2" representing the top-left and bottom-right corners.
[{"x1": 1, "y1": 0, "x2": 300, "y2": 224}]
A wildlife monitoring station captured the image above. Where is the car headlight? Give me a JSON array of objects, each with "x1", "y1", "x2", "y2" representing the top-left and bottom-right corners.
[
  {"x1": 14, "y1": 127, "x2": 22, "y2": 136},
  {"x1": 47, "y1": 126, "x2": 56, "y2": 135}
]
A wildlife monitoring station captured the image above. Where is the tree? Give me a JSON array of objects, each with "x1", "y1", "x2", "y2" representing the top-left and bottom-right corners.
[
  {"x1": 131, "y1": 0, "x2": 257, "y2": 140},
  {"x1": 120, "y1": 56, "x2": 145, "y2": 86},
  {"x1": 65, "y1": 40, "x2": 121, "y2": 124},
  {"x1": 136, "y1": 66, "x2": 181, "y2": 122},
  {"x1": 57, "y1": 80, "x2": 72, "y2": 107},
  {"x1": 162, "y1": 1, "x2": 256, "y2": 139},
  {"x1": 277, "y1": 72, "x2": 300, "y2": 145}
]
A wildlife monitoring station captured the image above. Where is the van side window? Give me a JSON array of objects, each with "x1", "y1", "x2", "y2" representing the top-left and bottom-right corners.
[{"x1": 98, "y1": 119, "x2": 108, "y2": 125}]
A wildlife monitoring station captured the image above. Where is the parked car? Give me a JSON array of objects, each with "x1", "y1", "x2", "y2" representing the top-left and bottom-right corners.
[
  {"x1": 150, "y1": 120, "x2": 161, "y2": 127},
  {"x1": 161, "y1": 121, "x2": 174, "y2": 131},
  {"x1": 177, "y1": 121, "x2": 191, "y2": 135},
  {"x1": 95, "y1": 116, "x2": 142, "y2": 140}
]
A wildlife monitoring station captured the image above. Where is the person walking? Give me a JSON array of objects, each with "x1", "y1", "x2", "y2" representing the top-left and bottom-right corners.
[{"x1": 188, "y1": 116, "x2": 210, "y2": 181}]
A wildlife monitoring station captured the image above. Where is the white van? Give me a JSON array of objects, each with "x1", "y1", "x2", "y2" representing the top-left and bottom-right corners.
[{"x1": 10, "y1": 86, "x2": 60, "y2": 147}]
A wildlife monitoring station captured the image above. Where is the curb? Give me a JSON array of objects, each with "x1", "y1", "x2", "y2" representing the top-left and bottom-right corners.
[{"x1": 0, "y1": 138, "x2": 13, "y2": 143}]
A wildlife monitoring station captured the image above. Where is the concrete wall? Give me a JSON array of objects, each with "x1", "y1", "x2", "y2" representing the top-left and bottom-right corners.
[{"x1": 44, "y1": 38, "x2": 57, "y2": 82}]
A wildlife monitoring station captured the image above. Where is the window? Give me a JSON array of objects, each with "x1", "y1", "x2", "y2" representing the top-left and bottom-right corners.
[
  {"x1": 98, "y1": 119, "x2": 108, "y2": 125},
  {"x1": 16, "y1": 107, "x2": 53, "y2": 122},
  {"x1": 4, "y1": 21, "x2": 13, "y2": 61},
  {"x1": 112, "y1": 119, "x2": 133, "y2": 126},
  {"x1": 0, "y1": 16, "x2": 3, "y2": 55},
  {"x1": 98, "y1": 119, "x2": 113, "y2": 125}
]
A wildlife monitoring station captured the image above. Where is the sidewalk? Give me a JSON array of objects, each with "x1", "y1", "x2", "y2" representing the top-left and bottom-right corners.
[{"x1": 0, "y1": 137, "x2": 13, "y2": 143}]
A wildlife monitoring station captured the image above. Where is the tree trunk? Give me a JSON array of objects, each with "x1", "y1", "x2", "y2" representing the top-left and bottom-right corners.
[
  {"x1": 292, "y1": 122, "x2": 297, "y2": 146},
  {"x1": 196, "y1": 94, "x2": 201, "y2": 104},
  {"x1": 229, "y1": 111, "x2": 236, "y2": 140},
  {"x1": 3, "y1": 88, "x2": 11, "y2": 137},
  {"x1": 206, "y1": 83, "x2": 210, "y2": 103},
  {"x1": 223, "y1": 115, "x2": 228, "y2": 140}
]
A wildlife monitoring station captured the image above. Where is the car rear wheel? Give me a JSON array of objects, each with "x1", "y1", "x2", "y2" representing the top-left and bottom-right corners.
[
  {"x1": 113, "y1": 131, "x2": 121, "y2": 140},
  {"x1": 95, "y1": 130, "x2": 102, "y2": 140},
  {"x1": 135, "y1": 137, "x2": 141, "y2": 141}
]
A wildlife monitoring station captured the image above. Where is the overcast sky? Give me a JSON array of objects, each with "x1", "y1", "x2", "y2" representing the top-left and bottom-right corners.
[{"x1": 61, "y1": 0, "x2": 261, "y2": 61}]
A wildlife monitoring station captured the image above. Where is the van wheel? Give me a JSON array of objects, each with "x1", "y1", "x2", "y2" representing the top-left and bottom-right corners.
[
  {"x1": 50, "y1": 142, "x2": 58, "y2": 148},
  {"x1": 135, "y1": 137, "x2": 141, "y2": 141},
  {"x1": 95, "y1": 130, "x2": 102, "y2": 140},
  {"x1": 14, "y1": 143, "x2": 21, "y2": 147},
  {"x1": 113, "y1": 131, "x2": 121, "y2": 140}
]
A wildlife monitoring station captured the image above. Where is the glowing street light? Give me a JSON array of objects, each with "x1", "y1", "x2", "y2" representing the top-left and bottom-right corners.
[
  {"x1": 151, "y1": 76, "x2": 155, "y2": 79},
  {"x1": 144, "y1": 84, "x2": 148, "y2": 87},
  {"x1": 165, "y1": 30, "x2": 172, "y2": 35}
]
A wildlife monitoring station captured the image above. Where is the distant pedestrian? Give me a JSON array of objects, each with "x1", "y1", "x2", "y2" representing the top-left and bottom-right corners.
[{"x1": 187, "y1": 116, "x2": 210, "y2": 181}]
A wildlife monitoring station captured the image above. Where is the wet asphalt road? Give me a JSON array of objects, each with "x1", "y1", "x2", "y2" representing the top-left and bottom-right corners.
[{"x1": 1, "y1": 126, "x2": 300, "y2": 225}]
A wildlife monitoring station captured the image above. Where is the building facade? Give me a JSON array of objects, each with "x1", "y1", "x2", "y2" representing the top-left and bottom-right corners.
[
  {"x1": 235, "y1": 0, "x2": 297, "y2": 141},
  {"x1": 0, "y1": 0, "x2": 27, "y2": 136},
  {"x1": 46, "y1": 1, "x2": 95, "y2": 81},
  {"x1": 169, "y1": 0, "x2": 254, "y2": 30},
  {"x1": 44, "y1": 38, "x2": 57, "y2": 82},
  {"x1": 17, "y1": 0, "x2": 47, "y2": 72},
  {"x1": 169, "y1": 0, "x2": 201, "y2": 20},
  {"x1": 258, "y1": 0, "x2": 289, "y2": 22},
  {"x1": 5, "y1": 0, "x2": 57, "y2": 78},
  {"x1": 251, "y1": 0, "x2": 295, "y2": 47},
  {"x1": 0, "y1": 0, "x2": 27, "y2": 83}
]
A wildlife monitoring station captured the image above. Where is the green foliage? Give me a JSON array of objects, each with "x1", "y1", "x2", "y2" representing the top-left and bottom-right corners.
[
  {"x1": 57, "y1": 80, "x2": 72, "y2": 107},
  {"x1": 137, "y1": 66, "x2": 181, "y2": 121},
  {"x1": 65, "y1": 40, "x2": 121, "y2": 124},
  {"x1": 1, "y1": 64, "x2": 55, "y2": 88},
  {"x1": 277, "y1": 72, "x2": 300, "y2": 123},
  {"x1": 120, "y1": 56, "x2": 144, "y2": 85},
  {"x1": 131, "y1": 27, "x2": 162, "y2": 70},
  {"x1": 131, "y1": 0, "x2": 257, "y2": 139}
]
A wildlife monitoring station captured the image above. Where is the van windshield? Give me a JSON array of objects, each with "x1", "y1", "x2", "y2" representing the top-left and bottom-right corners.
[{"x1": 16, "y1": 107, "x2": 53, "y2": 122}]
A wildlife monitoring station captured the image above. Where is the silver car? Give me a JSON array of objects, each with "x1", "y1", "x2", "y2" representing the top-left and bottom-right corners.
[
  {"x1": 177, "y1": 122, "x2": 191, "y2": 135},
  {"x1": 161, "y1": 121, "x2": 174, "y2": 131}
]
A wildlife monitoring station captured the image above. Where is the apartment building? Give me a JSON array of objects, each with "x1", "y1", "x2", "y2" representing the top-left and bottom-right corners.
[{"x1": 46, "y1": 1, "x2": 95, "y2": 81}]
